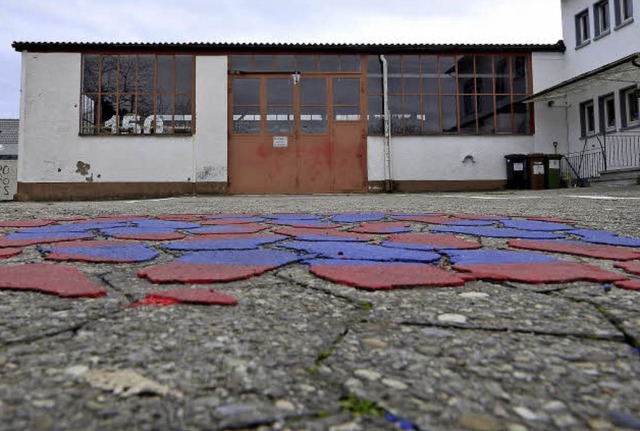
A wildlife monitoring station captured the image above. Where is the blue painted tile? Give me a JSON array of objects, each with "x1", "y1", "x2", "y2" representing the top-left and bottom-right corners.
[
  {"x1": 444, "y1": 249, "x2": 559, "y2": 265},
  {"x1": 430, "y1": 226, "x2": 565, "y2": 239},
  {"x1": 263, "y1": 214, "x2": 322, "y2": 220},
  {"x1": 330, "y1": 213, "x2": 386, "y2": 223},
  {"x1": 444, "y1": 220, "x2": 495, "y2": 226},
  {"x1": 163, "y1": 235, "x2": 287, "y2": 251},
  {"x1": 499, "y1": 219, "x2": 577, "y2": 231},
  {"x1": 279, "y1": 241, "x2": 441, "y2": 263},
  {"x1": 131, "y1": 219, "x2": 202, "y2": 230},
  {"x1": 571, "y1": 229, "x2": 640, "y2": 247},
  {"x1": 176, "y1": 249, "x2": 302, "y2": 266},
  {"x1": 45, "y1": 243, "x2": 158, "y2": 262}
]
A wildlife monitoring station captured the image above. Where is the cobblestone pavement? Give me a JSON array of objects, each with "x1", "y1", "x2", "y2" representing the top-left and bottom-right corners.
[{"x1": 1, "y1": 187, "x2": 640, "y2": 431}]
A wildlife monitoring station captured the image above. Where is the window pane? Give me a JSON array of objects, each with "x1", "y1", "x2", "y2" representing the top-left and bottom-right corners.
[
  {"x1": 99, "y1": 95, "x2": 117, "y2": 134},
  {"x1": 233, "y1": 106, "x2": 261, "y2": 134},
  {"x1": 254, "y1": 55, "x2": 272, "y2": 72},
  {"x1": 118, "y1": 55, "x2": 137, "y2": 93},
  {"x1": 82, "y1": 55, "x2": 100, "y2": 93},
  {"x1": 368, "y1": 76, "x2": 383, "y2": 95},
  {"x1": 175, "y1": 55, "x2": 192, "y2": 93},
  {"x1": 119, "y1": 95, "x2": 138, "y2": 134},
  {"x1": 319, "y1": 55, "x2": 339, "y2": 72},
  {"x1": 301, "y1": 78, "x2": 326, "y2": 105},
  {"x1": 138, "y1": 95, "x2": 157, "y2": 134},
  {"x1": 494, "y1": 56, "x2": 511, "y2": 94},
  {"x1": 628, "y1": 91, "x2": 640, "y2": 122},
  {"x1": 404, "y1": 77, "x2": 421, "y2": 94},
  {"x1": 267, "y1": 107, "x2": 293, "y2": 133},
  {"x1": 389, "y1": 77, "x2": 403, "y2": 94},
  {"x1": 101, "y1": 56, "x2": 117, "y2": 93},
  {"x1": 514, "y1": 101, "x2": 531, "y2": 134},
  {"x1": 441, "y1": 95, "x2": 458, "y2": 132},
  {"x1": 477, "y1": 95, "x2": 495, "y2": 133},
  {"x1": 423, "y1": 95, "x2": 440, "y2": 133},
  {"x1": 404, "y1": 95, "x2": 423, "y2": 135},
  {"x1": 233, "y1": 78, "x2": 260, "y2": 106},
  {"x1": 459, "y1": 94, "x2": 477, "y2": 133},
  {"x1": 333, "y1": 78, "x2": 360, "y2": 105},
  {"x1": 273, "y1": 55, "x2": 295, "y2": 71},
  {"x1": 340, "y1": 55, "x2": 361, "y2": 72},
  {"x1": 367, "y1": 55, "x2": 382, "y2": 75},
  {"x1": 230, "y1": 55, "x2": 252, "y2": 72},
  {"x1": 81, "y1": 94, "x2": 98, "y2": 134},
  {"x1": 301, "y1": 107, "x2": 327, "y2": 134},
  {"x1": 421, "y1": 55, "x2": 438, "y2": 94},
  {"x1": 297, "y1": 55, "x2": 318, "y2": 72},
  {"x1": 334, "y1": 106, "x2": 360, "y2": 121},
  {"x1": 267, "y1": 78, "x2": 293, "y2": 106},
  {"x1": 389, "y1": 95, "x2": 403, "y2": 134},
  {"x1": 174, "y1": 95, "x2": 192, "y2": 134},
  {"x1": 475, "y1": 56, "x2": 493, "y2": 94},
  {"x1": 138, "y1": 55, "x2": 155, "y2": 93},
  {"x1": 156, "y1": 94, "x2": 173, "y2": 134},
  {"x1": 157, "y1": 55, "x2": 174, "y2": 94},
  {"x1": 457, "y1": 55, "x2": 475, "y2": 94},
  {"x1": 403, "y1": 56, "x2": 420, "y2": 73},
  {"x1": 439, "y1": 56, "x2": 456, "y2": 94},
  {"x1": 496, "y1": 96, "x2": 512, "y2": 133},
  {"x1": 513, "y1": 57, "x2": 529, "y2": 94},
  {"x1": 368, "y1": 95, "x2": 383, "y2": 135}
]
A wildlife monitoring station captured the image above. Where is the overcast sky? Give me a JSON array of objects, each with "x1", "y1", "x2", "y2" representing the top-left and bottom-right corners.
[{"x1": 0, "y1": 0, "x2": 562, "y2": 118}]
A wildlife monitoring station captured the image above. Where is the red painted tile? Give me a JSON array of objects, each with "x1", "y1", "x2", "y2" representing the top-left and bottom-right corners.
[
  {"x1": 0, "y1": 264, "x2": 106, "y2": 297},
  {"x1": 385, "y1": 233, "x2": 482, "y2": 250},
  {"x1": 138, "y1": 263, "x2": 273, "y2": 284},
  {"x1": 453, "y1": 262, "x2": 628, "y2": 284},
  {"x1": 614, "y1": 279, "x2": 640, "y2": 290},
  {"x1": 310, "y1": 263, "x2": 471, "y2": 290},
  {"x1": 393, "y1": 215, "x2": 463, "y2": 225},
  {"x1": 155, "y1": 214, "x2": 204, "y2": 222},
  {"x1": 350, "y1": 222, "x2": 411, "y2": 234},
  {"x1": 135, "y1": 289, "x2": 238, "y2": 306},
  {"x1": 0, "y1": 234, "x2": 95, "y2": 248},
  {"x1": 615, "y1": 261, "x2": 640, "y2": 276},
  {"x1": 0, "y1": 220, "x2": 56, "y2": 228},
  {"x1": 0, "y1": 248, "x2": 21, "y2": 258},
  {"x1": 525, "y1": 216, "x2": 577, "y2": 224},
  {"x1": 509, "y1": 239, "x2": 640, "y2": 261},
  {"x1": 273, "y1": 227, "x2": 373, "y2": 241}
]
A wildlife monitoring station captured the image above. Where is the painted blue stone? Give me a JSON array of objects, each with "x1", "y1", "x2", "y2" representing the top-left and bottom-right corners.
[
  {"x1": 430, "y1": 226, "x2": 565, "y2": 239},
  {"x1": 46, "y1": 244, "x2": 158, "y2": 262},
  {"x1": 330, "y1": 213, "x2": 386, "y2": 223},
  {"x1": 499, "y1": 219, "x2": 576, "y2": 231},
  {"x1": 444, "y1": 249, "x2": 559, "y2": 265},
  {"x1": 268, "y1": 219, "x2": 337, "y2": 228},
  {"x1": 263, "y1": 214, "x2": 322, "y2": 220},
  {"x1": 131, "y1": 219, "x2": 202, "y2": 230},
  {"x1": 399, "y1": 420, "x2": 416, "y2": 430},
  {"x1": 6, "y1": 231, "x2": 96, "y2": 241},
  {"x1": 384, "y1": 412, "x2": 399, "y2": 423},
  {"x1": 163, "y1": 235, "x2": 286, "y2": 251},
  {"x1": 16, "y1": 222, "x2": 126, "y2": 234},
  {"x1": 294, "y1": 235, "x2": 367, "y2": 242},
  {"x1": 279, "y1": 241, "x2": 440, "y2": 263},
  {"x1": 445, "y1": 220, "x2": 495, "y2": 226},
  {"x1": 304, "y1": 259, "x2": 423, "y2": 267},
  {"x1": 571, "y1": 229, "x2": 640, "y2": 247},
  {"x1": 186, "y1": 225, "x2": 261, "y2": 234},
  {"x1": 381, "y1": 241, "x2": 459, "y2": 251},
  {"x1": 101, "y1": 227, "x2": 179, "y2": 237},
  {"x1": 205, "y1": 216, "x2": 265, "y2": 223},
  {"x1": 177, "y1": 249, "x2": 302, "y2": 266}
]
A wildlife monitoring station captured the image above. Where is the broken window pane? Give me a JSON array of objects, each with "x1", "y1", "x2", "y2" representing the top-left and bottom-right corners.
[
  {"x1": 233, "y1": 106, "x2": 261, "y2": 134},
  {"x1": 439, "y1": 56, "x2": 456, "y2": 94},
  {"x1": 423, "y1": 95, "x2": 440, "y2": 133},
  {"x1": 99, "y1": 95, "x2": 117, "y2": 134},
  {"x1": 301, "y1": 107, "x2": 327, "y2": 134},
  {"x1": 81, "y1": 94, "x2": 99, "y2": 134}
]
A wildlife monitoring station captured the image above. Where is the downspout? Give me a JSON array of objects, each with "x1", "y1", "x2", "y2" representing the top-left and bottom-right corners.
[{"x1": 380, "y1": 55, "x2": 392, "y2": 192}]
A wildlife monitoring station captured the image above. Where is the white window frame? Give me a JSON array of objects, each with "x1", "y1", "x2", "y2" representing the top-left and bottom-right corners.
[
  {"x1": 575, "y1": 9, "x2": 591, "y2": 46},
  {"x1": 622, "y1": 87, "x2": 640, "y2": 127},
  {"x1": 580, "y1": 100, "x2": 596, "y2": 137},
  {"x1": 599, "y1": 93, "x2": 616, "y2": 132},
  {"x1": 594, "y1": 0, "x2": 611, "y2": 37}
]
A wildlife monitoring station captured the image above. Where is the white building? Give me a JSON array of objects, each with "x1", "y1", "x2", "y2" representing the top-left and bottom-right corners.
[{"x1": 9, "y1": 1, "x2": 638, "y2": 200}]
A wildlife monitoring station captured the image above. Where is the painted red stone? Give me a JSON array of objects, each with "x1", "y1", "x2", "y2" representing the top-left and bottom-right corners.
[
  {"x1": 509, "y1": 239, "x2": 640, "y2": 261},
  {"x1": 200, "y1": 218, "x2": 263, "y2": 225},
  {"x1": 393, "y1": 215, "x2": 463, "y2": 225},
  {"x1": 0, "y1": 248, "x2": 22, "y2": 258},
  {"x1": 615, "y1": 261, "x2": 640, "y2": 276},
  {"x1": 0, "y1": 234, "x2": 95, "y2": 248},
  {"x1": 525, "y1": 216, "x2": 577, "y2": 224},
  {"x1": 453, "y1": 262, "x2": 628, "y2": 284},
  {"x1": 310, "y1": 263, "x2": 471, "y2": 290},
  {"x1": 614, "y1": 279, "x2": 640, "y2": 290},
  {"x1": 350, "y1": 222, "x2": 411, "y2": 234},
  {"x1": 138, "y1": 263, "x2": 273, "y2": 284},
  {"x1": 135, "y1": 289, "x2": 238, "y2": 306},
  {"x1": 155, "y1": 214, "x2": 204, "y2": 222},
  {"x1": 88, "y1": 215, "x2": 146, "y2": 222},
  {"x1": 0, "y1": 264, "x2": 106, "y2": 297},
  {"x1": 273, "y1": 227, "x2": 373, "y2": 241},
  {"x1": 190, "y1": 223, "x2": 268, "y2": 235},
  {"x1": 451, "y1": 213, "x2": 501, "y2": 220},
  {"x1": 44, "y1": 217, "x2": 88, "y2": 222},
  {"x1": 386, "y1": 233, "x2": 482, "y2": 250},
  {"x1": 0, "y1": 220, "x2": 56, "y2": 228}
]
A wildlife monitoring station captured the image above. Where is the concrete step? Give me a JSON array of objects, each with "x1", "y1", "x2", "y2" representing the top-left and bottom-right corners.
[{"x1": 590, "y1": 167, "x2": 640, "y2": 187}]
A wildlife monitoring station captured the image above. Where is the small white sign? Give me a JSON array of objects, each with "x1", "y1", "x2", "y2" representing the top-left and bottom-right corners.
[
  {"x1": 549, "y1": 160, "x2": 560, "y2": 169},
  {"x1": 273, "y1": 136, "x2": 288, "y2": 148},
  {"x1": 513, "y1": 163, "x2": 524, "y2": 172},
  {"x1": 533, "y1": 163, "x2": 545, "y2": 175},
  {"x1": 0, "y1": 160, "x2": 18, "y2": 201}
]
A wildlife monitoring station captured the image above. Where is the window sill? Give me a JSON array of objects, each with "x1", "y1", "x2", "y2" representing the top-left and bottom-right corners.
[
  {"x1": 615, "y1": 17, "x2": 634, "y2": 30},
  {"x1": 593, "y1": 30, "x2": 611, "y2": 40},
  {"x1": 580, "y1": 132, "x2": 597, "y2": 139},
  {"x1": 621, "y1": 122, "x2": 640, "y2": 131},
  {"x1": 575, "y1": 40, "x2": 591, "y2": 50}
]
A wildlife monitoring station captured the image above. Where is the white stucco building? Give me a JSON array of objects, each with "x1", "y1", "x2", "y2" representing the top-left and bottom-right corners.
[{"x1": 9, "y1": 0, "x2": 639, "y2": 200}]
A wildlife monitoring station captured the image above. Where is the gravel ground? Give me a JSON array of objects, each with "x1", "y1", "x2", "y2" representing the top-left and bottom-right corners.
[{"x1": 1, "y1": 186, "x2": 639, "y2": 431}]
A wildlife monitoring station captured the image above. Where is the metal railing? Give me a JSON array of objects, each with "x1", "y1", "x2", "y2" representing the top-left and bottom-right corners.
[{"x1": 561, "y1": 131, "x2": 640, "y2": 186}]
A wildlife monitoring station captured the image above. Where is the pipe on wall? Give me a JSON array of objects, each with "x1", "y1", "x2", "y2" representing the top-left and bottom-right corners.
[{"x1": 380, "y1": 54, "x2": 392, "y2": 192}]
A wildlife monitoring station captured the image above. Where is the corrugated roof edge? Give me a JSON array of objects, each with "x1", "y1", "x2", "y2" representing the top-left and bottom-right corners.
[{"x1": 12, "y1": 40, "x2": 566, "y2": 54}]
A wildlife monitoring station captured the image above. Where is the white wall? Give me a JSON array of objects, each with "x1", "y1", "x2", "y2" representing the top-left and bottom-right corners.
[
  {"x1": 18, "y1": 52, "x2": 228, "y2": 184},
  {"x1": 532, "y1": 52, "x2": 569, "y2": 154},
  {"x1": 562, "y1": 0, "x2": 640, "y2": 78},
  {"x1": 368, "y1": 135, "x2": 534, "y2": 181}
]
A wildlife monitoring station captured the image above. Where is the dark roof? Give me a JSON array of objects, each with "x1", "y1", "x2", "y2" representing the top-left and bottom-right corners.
[
  {"x1": 527, "y1": 52, "x2": 640, "y2": 102},
  {"x1": 0, "y1": 119, "x2": 18, "y2": 157},
  {"x1": 12, "y1": 40, "x2": 566, "y2": 54}
]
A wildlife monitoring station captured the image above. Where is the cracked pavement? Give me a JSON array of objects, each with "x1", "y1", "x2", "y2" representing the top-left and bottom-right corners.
[{"x1": 1, "y1": 187, "x2": 640, "y2": 431}]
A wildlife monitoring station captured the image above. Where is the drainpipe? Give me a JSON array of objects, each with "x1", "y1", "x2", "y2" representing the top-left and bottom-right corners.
[{"x1": 380, "y1": 55, "x2": 392, "y2": 192}]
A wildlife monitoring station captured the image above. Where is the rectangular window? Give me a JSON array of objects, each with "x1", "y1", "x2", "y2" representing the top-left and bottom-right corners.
[
  {"x1": 599, "y1": 93, "x2": 616, "y2": 131},
  {"x1": 575, "y1": 9, "x2": 591, "y2": 46},
  {"x1": 614, "y1": 0, "x2": 634, "y2": 25},
  {"x1": 580, "y1": 100, "x2": 596, "y2": 136},
  {"x1": 80, "y1": 54, "x2": 194, "y2": 135},
  {"x1": 365, "y1": 53, "x2": 531, "y2": 136},
  {"x1": 594, "y1": 0, "x2": 611, "y2": 36},
  {"x1": 621, "y1": 87, "x2": 640, "y2": 127}
]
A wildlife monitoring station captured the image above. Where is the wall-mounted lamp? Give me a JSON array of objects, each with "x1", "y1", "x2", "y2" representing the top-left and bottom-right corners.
[{"x1": 553, "y1": 141, "x2": 558, "y2": 154}]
